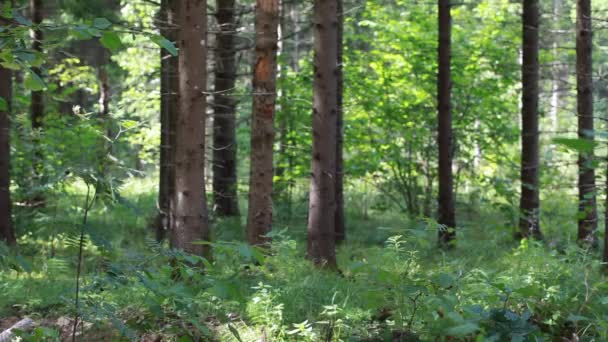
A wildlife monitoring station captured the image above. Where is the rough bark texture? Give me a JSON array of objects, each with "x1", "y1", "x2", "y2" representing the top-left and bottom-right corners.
[
  {"x1": 157, "y1": 0, "x2": 178, "y2": 242},
  {"x1": 246, "y1": 0, "x2": 279, "y2": 246},
  {"x1": 212, "y1": 0, "x2": 240, "y2": 217},
  {"x1": 0, "y1": 49, "x2": 15, "y2": 246},
  {"x1": 171, "y1": 0, "x2": 211, "y2": 258},
  {"x1": 518, "y1": 0, "x2": 542, "y2": 239},
  {"x1": 335, "y1": 0, "x2": 345, "y2": 244},
  {"x1": 576, "y1": 0, "x2": 597, "y2": 245},
  {"x1": 307, "y1": 0, "x2": 338, "y2": 268},
  {"x1": 437, "y1": 0, "x2": 456, "y2": 247}
]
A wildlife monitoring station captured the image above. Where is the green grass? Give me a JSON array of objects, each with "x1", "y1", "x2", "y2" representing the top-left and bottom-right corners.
[{"x1": 1, "y1": 175, "x2": 608, "y2": 341}]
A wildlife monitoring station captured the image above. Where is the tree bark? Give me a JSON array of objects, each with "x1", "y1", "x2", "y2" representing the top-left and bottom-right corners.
[
  {"x1": 334, "y1": 0, "x2": 345, "y2": 244},
  {"x1": 212, "y1": 0, "x2": 240, "y2": 217},
  {"x1": 437, "y1": 0, "x2": 456, "y2": 247},
  {"x1": 576, "y1": 0, "x2": 597, "y2": 245},
  {"x1": 246, "y1": 0, "x2": 280, "y2": 246},
  {"x1": 157, "y1": 0, "x2": 179, "y2": 242},
  {"x1": 307, "y1": 0, "x2": 338, "y2": 268},
  {"x1": 30, "y1": 0, "x2": 44, "y2": 205},
  {"x1": 171, "y1": 0, "x2": 211, "y2": 259},
  {"x1": 0, "y1": 44, "x2": 15, "y2": 247},
  {"x1": 518, "y1": 0, "x2": 542, "y2": 239}
]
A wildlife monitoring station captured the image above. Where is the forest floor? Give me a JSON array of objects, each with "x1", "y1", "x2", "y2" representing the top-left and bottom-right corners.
[{"x1": 1, "y1": 176, "x2": 607, "y2": 341}]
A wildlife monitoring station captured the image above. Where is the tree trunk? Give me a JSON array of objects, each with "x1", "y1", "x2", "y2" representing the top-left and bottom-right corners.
[
  {"x1": 212, "y1": 0, "x2": 240, "y2": 217},
  {"x1": 334, "y1": 0, "x2": 345, "y2": 244},
  {"x1": 518, "y1": 0, "x2": 542, "y2": 239},
  {"x1": 0, "y1": 46, "x2": 15, "y2": 247},
  {"x1": 171, "y1": 0, "x2": 211, "y2": 259},
  {"x1": 437, "y1": 0, "x2": 456, "y2": 247},
  {"x1": 307, "y1": 0, "x2": 338, "y2": 268},
  {"x1": 30, "y1": 0, "x2": 44, "y2": 205},
  {"x1": 246, "y1": 0, "x2": 280, "y2": 246},
  {"x1": 576, "y1": 0, "x2": 597, "y2": 245},
  {"x1": 157, "y1": 0, "x2": 179, "y2": 242}
]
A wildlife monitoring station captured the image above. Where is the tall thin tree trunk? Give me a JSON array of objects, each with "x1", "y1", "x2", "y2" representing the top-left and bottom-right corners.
[
  {"x1": 549, "y1": 0, "x2": 563, "y2": 132},
  {"x1": 437, "y1": 0, "x2": 456, "y2": 247},
  {"x1": 307, "y1": 0, "x2": 338, "y2": 268},
  {"x1": 576, "y1": 0, "x2": 597, "y2": 245},
  {"x1": 171, "y1": 0, "x2": 211, "y2": 259},
  {"x1": 246, "y1": 0, "x2": 280, "y2": 246},
  {"x1": 157, "y1": 0, "x2": 178, "y2": 242},
  {"x1": 30, "y1": 0, "x2": 44, "y2": 205},
  {"x1": 0, "y1": 44, "x2": 15, "y2": 246},
  {"x1": 212, "y1": 0, "x2": 240, "y2": 217},
  {"x1": 518, "y1": 0, "x2": 542, "y2": 239},
  {"x1": 335, "y1": 0, "x2": 345, "y2": 244}
]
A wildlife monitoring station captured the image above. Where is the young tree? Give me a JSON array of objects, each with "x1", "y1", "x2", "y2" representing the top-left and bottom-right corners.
[
  {"x1": 171, "y1": 0, "x2": 211, "y2": 258},
  {"x1": 307, "y1": 0, "x2": 338, "y2": 267},
  {"x1": 335, "y1": 0, "x2": 345, "y2": 244},
  {"x1": 437, "y1": 0, "x2": 456, "y2": 246},
  {"x1": 212, "y1": 0, "x2": 240, "y2": 217},
  {"x1": 156, "y1": 0, "x2": 178, "y2": 242},
  {"x1": 0, "y1": 43, "x2": 15, "y2": 247},
  {"x1": 246, "y1": 0, "x2": 280, "y2": 246},
  {"x1": 576, "y1": 0, "x2": 597, "y2": 245},
  {"x1": 518, "y1": 0, "x2": 542, "y2": 239}
]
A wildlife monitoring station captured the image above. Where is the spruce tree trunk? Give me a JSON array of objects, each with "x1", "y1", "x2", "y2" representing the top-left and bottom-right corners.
[
  {"x1": 0, "y1": 49, "x2": 15, "y2": 246},
  {"x1": 212, "y1": 0, "x2": 240, "y2": 217},
  {"x1": 576, "y1": 0, "x2": 597, "y2": 245},
  {"x1": 335, "y1": 0, "x2": 345, "y2": 244},
  {"x1": 518, "y1": 0, "x2": 542, "y2": 239},
  {"x1": 437, "y1": 0, "x2": 456, "y2": 247},
  {"x1": 171, "y1": 0, "x2": 211, "y2": 258},
  {"x1": 246, "y1": 0, "x2": 280, "y2": 246},
  {"x1": 30, "y1": 0, "x2": 44, "y2": 205},
  {"x1": 307, "y1": 0, "x2": 338, "y2": 268},
  {"x1": 157, "y1": 0, "x2": 178, "y2": 242}
]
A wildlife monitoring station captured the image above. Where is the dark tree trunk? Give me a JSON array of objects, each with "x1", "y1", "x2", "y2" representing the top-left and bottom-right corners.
[
  {"x1": 576, "y1": 0, "x2": 597, "y2": 245},
  {"x1": 437, "y1": 0, "x2": 456, "y2": 247},
  {"x1": 246, "y1": 0, "x2": 280, "y2": 246},
  {"x1": 0, "y1": 47, "x2": 15, "y2": 247},
  {"x1": 157, "y1": 0, "x2": 178, "y2": 242},
  {"x1": 212, "y1": 0, "x2": 240, "y2": 217},
  {"x1": 171, "y1": 0, "x2": 211, "y2": 259},
  {"x1": 335, "y1": 0, "x2": 345, "y2": 244},
  {"x1": 518, "y1": 0, "x2": 542, "y2": 239},
  {"x1": 30, "y1": 0, "x2": 45, "y2": 205},
  {"x1": 307, "y1": 0, "x2": 338, "y2": 268}
]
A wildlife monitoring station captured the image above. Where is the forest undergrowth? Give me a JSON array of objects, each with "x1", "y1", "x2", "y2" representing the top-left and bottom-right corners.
[{"x1": 1, "y1": 175, "x2": 607, "y2": 341}]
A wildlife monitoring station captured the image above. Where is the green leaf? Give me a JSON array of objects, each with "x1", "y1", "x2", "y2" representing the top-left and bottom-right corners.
[
  {"x1": 445, "y1": 322, "x2": 479, "y2": 336},
  {"x1": 0, "y1": 96, "x2": 7, "y2": 111},
  {"x1": 152, "y1": 35, "x2": 178, "y2": 56},
  {"x1": 228, "y1": 324, "x2": 243, "y2": 342},
  {"x1": 100, "y1": 31, "x2": 122, "y2": 51},
  {"x1": 93, "y1": 17, "x2": 112, "y2": 29},
  {"x1": 24, "y1": 70, "x2": 45, "y2": 91},
  {"x1": 12, "y1": 11, "x2": 32, "y2": 26},
  {"x1": 553, "y1": 137, "x2": 597, "y2": 153}
]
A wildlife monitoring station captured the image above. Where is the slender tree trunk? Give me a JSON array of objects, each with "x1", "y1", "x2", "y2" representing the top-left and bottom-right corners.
[
  {"x1": 307, "y1": 0, "x2": 338, "y2": 268},
  {"x1": 171, "y1": 0, "x2": 211, "y2": 259},
  {"x1": 157, "y1": 0, "x2": 178, "y2": 242},
  {"x1": 212, "y1": 0, "x2": 240, "y2": 217},
  {"x1": 0, "y1": 49, "x2": 15, "y2": 247},
  {"x1": 437, "y1": 0, "x2": 456, "y2": 247},
  {"x1": 246, "y1": 0, "x2": 280, "y2": 246},
  {"x1": 518, "y1": 0, "x2": 542, "y2": 239},
  {"x1": 30, "y1": 0, "x2": 44, "y2": 205},
  {"x1": 334, "y1": 0, "x2": 345, "y2": 244},
  {"x1": 576, "y1": 0, "x2": 597, "y2": 245}
]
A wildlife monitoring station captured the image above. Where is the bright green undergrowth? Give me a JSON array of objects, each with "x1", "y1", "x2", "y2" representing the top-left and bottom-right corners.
[{"x1": 1, "y1": 176, "x2": 608, "y2": 341}]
